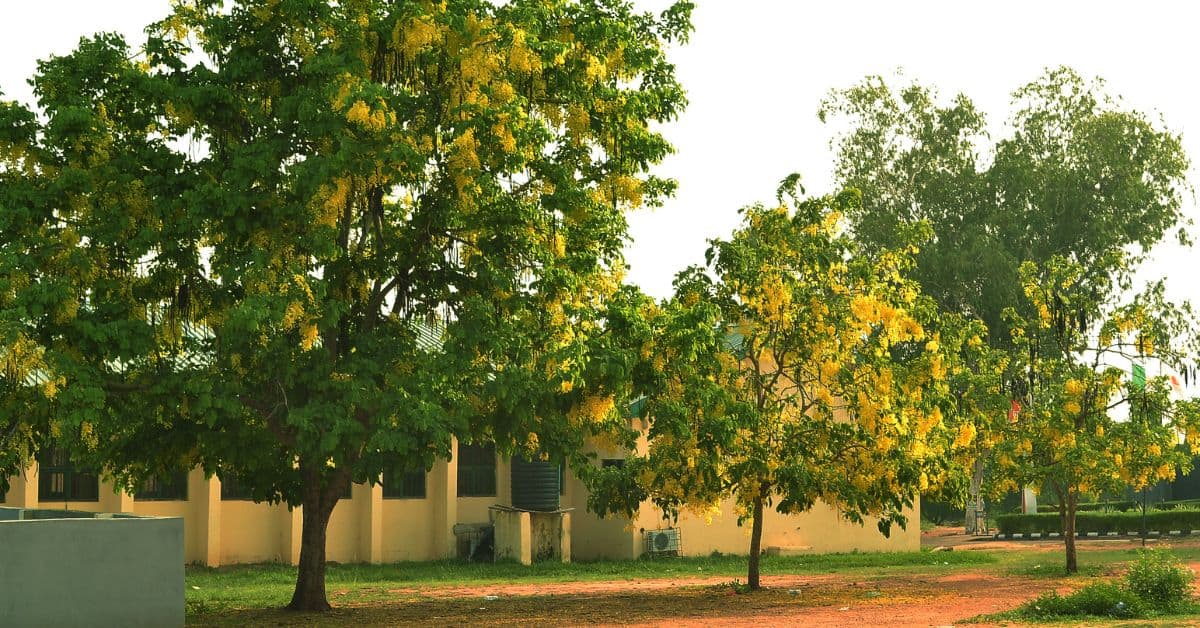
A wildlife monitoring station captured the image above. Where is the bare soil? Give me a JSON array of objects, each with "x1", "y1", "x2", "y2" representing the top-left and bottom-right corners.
[{"x1": 192, "y1": 529, "x2": 1200, "y2": 627}]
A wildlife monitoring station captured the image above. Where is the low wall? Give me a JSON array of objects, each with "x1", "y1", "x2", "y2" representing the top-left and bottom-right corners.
[{"x1": 0, "y1": 509, "x2": 184, "y2": 628}]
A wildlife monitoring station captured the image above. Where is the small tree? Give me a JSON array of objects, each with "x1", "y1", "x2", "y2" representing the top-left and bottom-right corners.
[
  {"x1": 990, "y1": 257, "x2": 1200, "y2": 573},
  {"x1": 593, "y1": 183, "x2": 967, "y2": 590},
  {"x1": 0, "y1": 0, "x2": 692, "y2": 610}
]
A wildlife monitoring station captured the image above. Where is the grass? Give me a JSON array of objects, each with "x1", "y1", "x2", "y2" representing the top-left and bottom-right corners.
[
  {"x1": 186, "y1": 550, "x2": 993, "y2": 617},
  {"x1": 186, "y1": 546, "x2": 1200, "y2": 626},
  {"x1": 995, "y1": 546, "x2": 1200, "y2": 580}
]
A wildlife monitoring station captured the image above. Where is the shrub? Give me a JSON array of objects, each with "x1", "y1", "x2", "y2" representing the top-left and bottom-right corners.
[
  {"x1": 996, "y1": 510, "x2": 1200, "y2": 536},
  {"x1": 1022, "y1": 582, "x2": 1144, "y2": 619},
  {"x1": 1125, "y1": 549, "x2": 1195, "y2": 611}
]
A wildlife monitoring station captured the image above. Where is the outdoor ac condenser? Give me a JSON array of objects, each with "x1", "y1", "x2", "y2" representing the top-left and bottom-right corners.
[{"x1": 643, "y1": 528, "x2": 681, "y2": 556}]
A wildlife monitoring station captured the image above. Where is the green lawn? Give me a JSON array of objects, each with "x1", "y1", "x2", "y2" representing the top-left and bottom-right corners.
[
  {"x1": 186, "y1": 550, "x2": 992, "y2": 614},
  {"x1": 185, "y1": 546, "x2": 1200, "y2": 626}
]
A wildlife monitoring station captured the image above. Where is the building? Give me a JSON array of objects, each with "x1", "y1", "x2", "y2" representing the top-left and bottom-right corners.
[{"x1": 0, "y1": 428, "x2": 918, "y2": 566}]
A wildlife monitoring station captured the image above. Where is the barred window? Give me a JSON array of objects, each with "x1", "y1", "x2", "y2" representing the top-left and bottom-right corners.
[
  {"x1": 38, "y1": 446, "x2": 99, "y2": 502},
  {"x1": 383, "y1": 466, "x2": 426, "y2": 499},
  {"x1": 135, "y1": 472, "x2": 189, "y2": 501},
  {"x1": 456, "y1": 443, "x2": 496, "y2": 497}
]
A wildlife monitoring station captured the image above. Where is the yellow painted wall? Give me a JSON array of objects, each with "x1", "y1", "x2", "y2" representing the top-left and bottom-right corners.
[
  {"x1": 219, "y1": 500, "x2": 289, "y2": 564},
  {"x1": 3, "y1": 436, "x2": 919, "y2": 565},
  {"x1": 381, "y1": 498, "x2": 436, "y2": 562},
  {"x1": 634, "y1": 499, "x2": 919, "y2": 557}
]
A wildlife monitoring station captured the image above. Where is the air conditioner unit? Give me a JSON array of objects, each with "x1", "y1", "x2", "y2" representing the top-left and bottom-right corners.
[{"x1": 643, "y1": 528, "x2": 682, "y2": 556}]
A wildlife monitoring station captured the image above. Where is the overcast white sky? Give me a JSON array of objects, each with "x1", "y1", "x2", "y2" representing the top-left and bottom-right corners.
[{"x1": 2, "y1": 1, "x2": 1198, "y2": 306}]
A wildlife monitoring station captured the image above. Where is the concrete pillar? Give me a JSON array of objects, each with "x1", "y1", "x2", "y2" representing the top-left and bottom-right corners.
[
  {"x1": 493, "y1": 509, "x2": 532, "y2": 565},
  {"x1": 1021, "y1": 487, "x2": 1038, "y2": 514},
  {"x1": 357, "y1": 480, "x2": 383, "y2": 563},
  {"x1": 6, "y1": 465, "x2": 38, "y2": 508},
  {"x1": 196, "y1": 476, "x2": 222, "y2": 567},
  {"x1": 559, "y1": 512, "x2": 571, "y2": 563},
  {"x1": 99, "y1": 479, "x2": 135, "y2": 514},
  {"x1": 430, "y1": 439, "x2": 458, "y2": 559},
  {"x1": 283, "y1": 504, "x2": 303, "y2": 565}
]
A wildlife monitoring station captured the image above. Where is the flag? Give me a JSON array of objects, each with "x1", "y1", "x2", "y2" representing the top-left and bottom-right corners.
[
  {"x1": 1132, "y1": 363, "x2": 1146, "y2": 390},
  {"x1": 1008, "y1": 399, "x2": 1021, "y2": 423}
]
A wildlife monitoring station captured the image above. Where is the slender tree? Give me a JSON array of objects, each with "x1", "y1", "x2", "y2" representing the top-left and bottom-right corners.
[
  {"x1": 591, "y1": 183, "x2": 972, "y2": 590},
  {"x1": 991, "y1": 257, "x2": 1200, "y2": 573}
]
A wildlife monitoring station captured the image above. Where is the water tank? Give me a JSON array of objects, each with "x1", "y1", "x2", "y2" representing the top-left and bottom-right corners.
[{"x1": 510, "y1": 456, "x2": 560, "y2": 512}]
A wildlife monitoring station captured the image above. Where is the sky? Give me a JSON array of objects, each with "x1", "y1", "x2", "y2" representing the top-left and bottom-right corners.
[{"x1": 2, "y1": 0, "x2": 1198, "y2": 307}]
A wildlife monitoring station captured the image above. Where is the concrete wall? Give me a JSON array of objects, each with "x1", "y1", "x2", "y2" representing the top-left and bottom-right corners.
[
  {"x1": 0, "y1": 513, "x2": 183, "y2": 628},
  {"x1": 1, "y1": 431, "x2": 918, "y2": 567}
]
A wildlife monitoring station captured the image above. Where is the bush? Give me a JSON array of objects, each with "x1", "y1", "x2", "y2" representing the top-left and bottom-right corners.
[
  {"x1": 1125, "y1": 549, "x2": 1195, "y2": 611},
  {"x1": 1023, "y1": 582, "x2": 1144, "y2": 619},
  {"x1": 996, "y1": 510, "x2": 1200, "y2": 536},
  {"x1": 1156, "y1": 499, "x2": 1200, "y2": 511},
  {"x1": 1036, "y1": 500, "x2": 1136, "y2": 513}
]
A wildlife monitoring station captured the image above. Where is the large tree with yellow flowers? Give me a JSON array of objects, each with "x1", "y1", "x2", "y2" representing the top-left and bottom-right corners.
[
  {"x1": 991, "y1": 257, "x2": 1200, "y2": 573},
  {"x1": 0, "y1": 0, "x2": 691, "y2": 610},
  {"x1": 591, "y1": 182, "x2": 970, "y2": 589}
]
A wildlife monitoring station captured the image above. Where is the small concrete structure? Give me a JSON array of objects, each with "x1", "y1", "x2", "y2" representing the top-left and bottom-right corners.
[
  {"x1": 0, "y1": 508, "x2": 183, "y2": 628},
  {"x1": 490, "y1": 505, "x2": 571, "y2": 565}
]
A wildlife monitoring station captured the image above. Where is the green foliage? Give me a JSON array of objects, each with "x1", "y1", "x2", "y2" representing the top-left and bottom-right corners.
[
  {"x1": 822, "y1": 67, "x2": 1191, "y2": 346},
  {"x1": 996, "y1": 510, "x2": 1200, "y2": 536},
  {"x1": 1036, "y1": 501, "x2": 1136, "y2": 513},
  {"x1": 1022, "y1": 582, "x2": 1144, "y2": 619},
  {"x1": 0, "y1": 0, "x2": 692, "y2": 608},
  {"x1": 1014, "y1": 550, "x2": 1194, "y2": 620},
  {"x1": 1125, "y1": 548, "x2": 1195, "y2": 611},
  {"x1": 592, "y1": 181, "x2": 970, "y2": 589}
]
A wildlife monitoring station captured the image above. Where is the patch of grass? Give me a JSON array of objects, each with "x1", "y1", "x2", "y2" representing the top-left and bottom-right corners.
[
  {"x1": 188, "y1": 573, "x2": 947, "y2": 627},
  {"x1": 974, "y1": 548, "x2": 1200, "y2": 624},
  {"x1": 186, "y1": 549, "x2": 995, "y2": 616},
  {"x1": 996, "y1": 545, "x2": 1200, "y2": 580}
]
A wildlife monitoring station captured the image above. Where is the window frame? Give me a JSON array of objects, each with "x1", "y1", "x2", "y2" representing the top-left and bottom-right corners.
[
  {"x1": 134, "y1": 472, "x2": 190, "y2": 501},
  {"x1": 37, "y1": 446, "x2": 100, "y2": 503},
  {"x1": 456, "y1": 443, "x2": 497, "y2": 498},
  {"x1": 383, "y1": 466, "x2": 427, "y2": 500}
]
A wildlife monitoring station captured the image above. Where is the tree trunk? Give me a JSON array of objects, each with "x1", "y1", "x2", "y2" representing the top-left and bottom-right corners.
[
  {"x1": 1063, "y1": 490, "x2": 1078, "y2": 574},
  {"x1": 747, "y1": 491, "x2": 766, "y2": 590},
  {"x1": 965, "y1": 453, "x2": 988, "y2": 534},
  {"x1": 287, "y1": 469, "x2": 342, "y2": 611}
]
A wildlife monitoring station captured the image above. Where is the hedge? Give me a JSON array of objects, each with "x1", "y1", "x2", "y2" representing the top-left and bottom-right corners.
[
  {"x1": 1156, "y1": 499, "x2": 1200, "y2": 511},
  {"x1": 1035, "y1": 501, "x2": 1136, "y2": 514},
  {"x1": 996, "y1": 510, "x2": 1200, "y2": 536}
]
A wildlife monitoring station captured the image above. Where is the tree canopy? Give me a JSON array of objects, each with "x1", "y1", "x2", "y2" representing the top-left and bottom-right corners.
[
  {"x1": 591, "y1": 183, "x2": 974, "y2": 589},
  {"x1": 988, "y1": 256, "x2": 1200, "y2": 573},
  {"x1": 821, "y1": 67, "x2": 1190, "y2": 343},
  {"x1": 0, "y1": 0, "x2": 692, "y2": 610}
]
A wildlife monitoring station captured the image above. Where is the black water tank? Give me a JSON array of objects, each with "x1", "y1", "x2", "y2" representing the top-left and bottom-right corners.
[{"x1": 510, "y1": 456, "x2": 560, "y2": 511}]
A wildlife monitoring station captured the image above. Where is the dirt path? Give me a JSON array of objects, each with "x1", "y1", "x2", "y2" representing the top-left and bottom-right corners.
[
  {"x1": 371, "y1": 566, "x2": 1041, "y2": 627},
  {"x1": 634, "y1": 571, "x2": 1035, "y2": 627},
  {"x1": 382, "y1": 573, "x2": 842, "y2": 599}
]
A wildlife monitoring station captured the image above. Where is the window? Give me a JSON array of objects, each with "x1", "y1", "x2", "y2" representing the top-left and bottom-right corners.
[
  {"x1": 601, "y1": 458, "x2": 626, "y2": 469},
  {"x1": 135, "y1": 472, "x2": 189, "y2": 501},
  {"x1": 219, "y1": 474, "x2": 254, "y2": 501},
  {"x1": 457, "y1": 443, "x2": 496, "y2": 497},
  {"x1": 383, "y1": 466, "x2": 426, "y2": 499},
  {"x1": 38, "y1": 446, "x2": 100, "y2": 502}
]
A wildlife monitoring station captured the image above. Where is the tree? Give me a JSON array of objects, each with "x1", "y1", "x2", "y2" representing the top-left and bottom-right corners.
[
  {"x1": 592, "y1": 183, "x2": 969, "y2": 590},
  {"x1": 821, "y1": 67, "x2": 1190, "y2": 341},
  {"x1": 0, "y1": 0, "x2": 692, "y2": 610},
  {"x1": 990, "y1": 257, "x2": 1200, "y2": 573},
  {"x1": 821, "y1": 67, "x2": 1191, "y2": 524}
]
